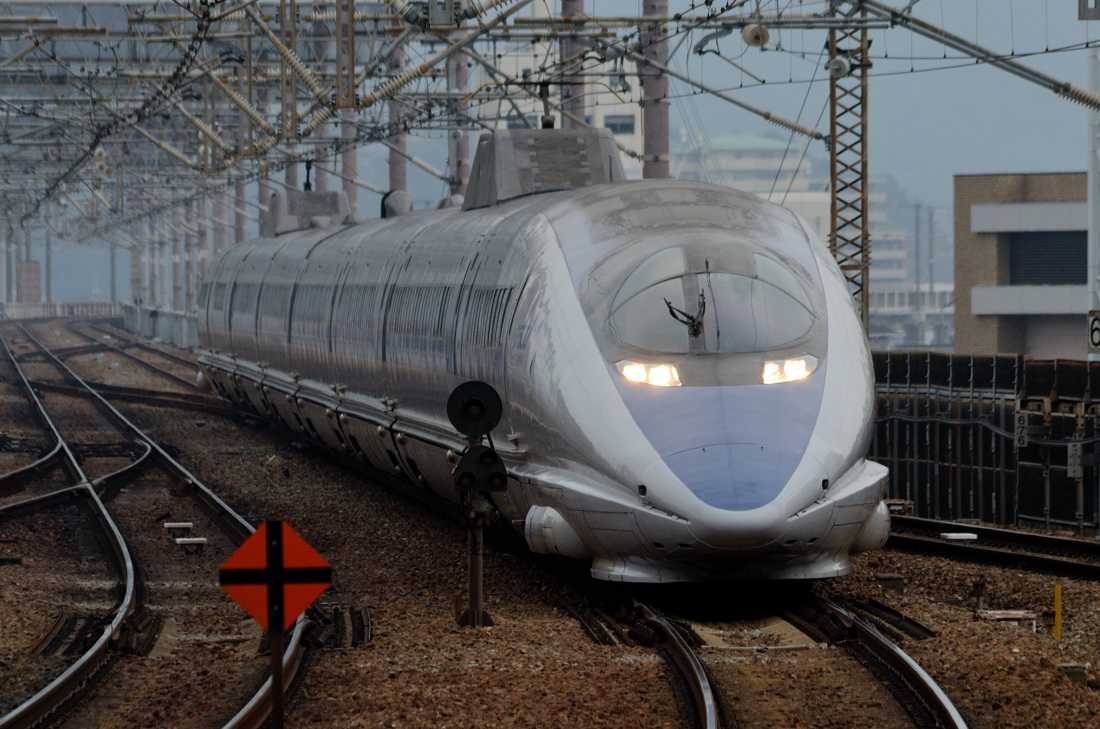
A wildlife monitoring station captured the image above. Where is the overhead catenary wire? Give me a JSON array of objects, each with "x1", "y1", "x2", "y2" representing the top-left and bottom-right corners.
[{"x1": 10, "y1": 0, "x2": 1100, "y2": 241}]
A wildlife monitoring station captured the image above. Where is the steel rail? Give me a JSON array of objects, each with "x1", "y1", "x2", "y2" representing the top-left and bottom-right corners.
[
  {"x1": 891, "y1": 516, "x2": 1100, "y2": 560},
  {"x1": 640, "y1": 603, "x2": 719, "y2": 729},
  {"x1": 0, "y1": 331, "x2": 137, "y2": 729},
  {"x1": 816, "y1": 598, "x2": 969, "y2": 729},
  {"x1": 0, "y1": 441, "x2": 65, "y2": 495},
  {"x1": 0, "y1": 329, "x2": 85, "y2": 486},
  {"x1": 64, "y1": 320, "x2": 199, "y2": 393},
  {"x1": 84, "y1": 319, "x2": 199, "y2": 370},
  {"x1": 221, "y1": 617, "x2": 310, "y2": 729},
  {"x1": 27, "y1": 380, "x2": 239, "y2": 417},
  {"x1": 9, "y1": 324, "x2": 309, "y2": 728},
  {"x1": 886, "y1": 534, "x2": 1100, "y2": 580},
  {"x1": 18, "y1": 324, "x2": 254, "y2": 542},
  {"x1": 92, "y1": 439, "x2": 155, "y2": 501}
]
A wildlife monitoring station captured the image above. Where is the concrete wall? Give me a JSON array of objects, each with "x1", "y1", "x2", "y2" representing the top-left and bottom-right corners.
[{"x1": 954, "y1": 172, "x2": 1086, "y2": 355}]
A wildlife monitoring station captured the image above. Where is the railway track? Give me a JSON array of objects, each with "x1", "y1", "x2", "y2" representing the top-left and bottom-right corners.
[
  {"x1": 0, "y1": 323, "x2": 309, "y2": 729},
  {"x1": 630, "y1": 591, "x2": 968, "y2": 729},
  {"x1": 889, "y1": 515, "x2": 1100, "y2": 579},
  {"x1": 784, "y1": 597, "x2": 968, "y2": 729},
  {"x1": 67, "y1": 319, "x2": 202, "y2": 394},
  {"x1": 12, "y1": 321, "x2": 1073, "y2": 729},
  {"x1": 573, "y1": 587, "x2": 966, "y2": 729}
]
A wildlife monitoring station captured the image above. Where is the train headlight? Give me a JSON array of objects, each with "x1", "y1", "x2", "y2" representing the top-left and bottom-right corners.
[
  {"x1": 615, "y1": 360, "x2": 682, "y2": 387},
  {"x1": 762, "y1": 355, "x2": 817, "y2": 385}
]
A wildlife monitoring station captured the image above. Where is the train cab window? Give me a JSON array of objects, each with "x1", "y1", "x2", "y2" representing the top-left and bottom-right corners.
[
  {"x1": 697, "y1": 271, "x2": 813, "y2": 352},
  {"x1": 609, "y1": 277, "x2": 690, "y2": 352},
  {"x1": 605, "y1": 247, "x2": 814, "y2": 354},
  {"x1": 612, "y1": 247, "x2": 685, "y2": 311}
]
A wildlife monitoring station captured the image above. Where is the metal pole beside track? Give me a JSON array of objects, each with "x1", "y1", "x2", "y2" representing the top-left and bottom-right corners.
[{"x1": 469, "y1": 497, "x2": 484, "y2": 628}]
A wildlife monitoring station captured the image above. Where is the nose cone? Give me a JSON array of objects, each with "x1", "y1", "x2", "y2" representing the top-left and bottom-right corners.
[
  {"x1": 615, "y1": 377, "x2": 824, "y2": 514},
  {"x1": 658, "y1": 443, "x2": 782, "y2": 511}
]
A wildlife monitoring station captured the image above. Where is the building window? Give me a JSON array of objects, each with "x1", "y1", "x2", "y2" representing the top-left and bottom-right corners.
[
  {"x1": 603, "y1": 114, "x2": 635, "y2": 135},
  {"x1": 1009, "y1": 231, "x2": 1086, "y2": 285}
]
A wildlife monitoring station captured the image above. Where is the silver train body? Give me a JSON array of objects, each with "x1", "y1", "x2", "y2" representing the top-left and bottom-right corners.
[{"x1": 196, "y1": 129, "x2": 889, "y2": 583}]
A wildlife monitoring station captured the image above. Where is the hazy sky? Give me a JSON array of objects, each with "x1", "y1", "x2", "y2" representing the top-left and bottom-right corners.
[
  {"x1": 654, "y1": 0, "x2": 1095, "y2": 213},
  {"x1": 387, "y1": 1, "x2": 1095, "y2": 223},
  {"x1": 41, "y1": 0, "x2": 1100, "y2": 300}
]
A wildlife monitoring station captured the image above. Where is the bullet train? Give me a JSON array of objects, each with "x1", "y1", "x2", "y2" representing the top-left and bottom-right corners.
[{"x1": 196, "y1": 128, "x2": 889, "y2": 583}]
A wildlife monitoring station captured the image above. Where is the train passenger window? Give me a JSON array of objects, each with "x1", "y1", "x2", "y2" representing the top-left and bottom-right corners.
[{"x1": 211, "y1": 283, "x2": 228, "y2": 310}]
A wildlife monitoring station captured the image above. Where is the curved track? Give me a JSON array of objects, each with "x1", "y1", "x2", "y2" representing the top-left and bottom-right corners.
[
  {"x1": 647, "y1": 593, "x2": 968, "y2": 729},
  {"x1": 789, "y1": 598, "x2": 969, "y2": 729},
  {"x1": 0, "y1": 323, "x2": 306, "y2": 729}
]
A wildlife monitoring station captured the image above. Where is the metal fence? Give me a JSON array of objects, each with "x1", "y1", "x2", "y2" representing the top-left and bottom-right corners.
[{"x1": 871, "y1": 351, "x2": 1100, "y2": 536}]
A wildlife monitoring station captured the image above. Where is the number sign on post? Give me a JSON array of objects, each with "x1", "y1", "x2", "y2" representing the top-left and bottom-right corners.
[{"x1": 1089, "y1": 311, "x2": 1100, "y2": 355}]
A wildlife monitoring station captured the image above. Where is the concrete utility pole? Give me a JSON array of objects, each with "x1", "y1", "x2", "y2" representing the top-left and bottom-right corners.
[
  {"x1": 235, "y1": 181, "x2": 248, "y2": 243},
  {"x1": 0, "y1": 226, "x2": 8, "y2": 304},
  {"x1": 184, "y1": 203, "x2": 195, "y2": 311},
  {"x1": 202, "y1": 198, "x2": 213, "y2": 276},
  {"x1": 902, "y1": 202, "x2": 922, "y2": 309},
  {"x1": 109, "y1": 240, "x2": 117, "y2": 304},
  {"x1": 44, "y1": 211, "x2": 52, "y2": 304},
  {"x1": 927, "y1": 206, "x2": 936, "y2": 308},
  {"x1": 130, "y1": 222, "x2": 144, "y2": 305},
  {"x1": 342, "y1": 114, "x2": 359, "y2": 214},
  {"x1": 389, "y1": 43, "x2": 407, "y2": 193},
  {"x1": 258, "y1": 176, "x2": 272, "y2": 231},
  {"x1": 562, "y1": 0, "x2": 586, "y2": 129},
  {"x1": 449, "y1": 29, "x2": 469, "y2": 198},
  {"x1": 173, "y1": 210, "x2": 183, "y2": 310},
  {"x1": 641, "y1": 0, "x2": 669, "y2": 179}
]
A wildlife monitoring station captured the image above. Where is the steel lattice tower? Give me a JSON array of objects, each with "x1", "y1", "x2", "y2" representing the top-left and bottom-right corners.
[{"x1": 828, "y1": 10, "x2": 871, "y2": 330}]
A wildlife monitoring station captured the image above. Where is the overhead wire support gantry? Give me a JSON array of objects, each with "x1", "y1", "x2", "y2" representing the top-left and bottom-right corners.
[{"x1": 828, "y1": 1, "x2": 871, "y2": 328}]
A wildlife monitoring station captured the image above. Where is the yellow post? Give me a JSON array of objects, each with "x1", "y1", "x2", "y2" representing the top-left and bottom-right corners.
[{"x1": 1054, "y1": 584, "x2": 1062, "y2": 640}]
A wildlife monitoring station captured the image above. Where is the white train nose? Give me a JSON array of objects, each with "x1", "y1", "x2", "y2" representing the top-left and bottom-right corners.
[
  {"x1": 638, "y1": 446, "x2": 814, "y2": 552},
  {"x1": 656, "y1": 442, "x2": 783, "y2": 512}
]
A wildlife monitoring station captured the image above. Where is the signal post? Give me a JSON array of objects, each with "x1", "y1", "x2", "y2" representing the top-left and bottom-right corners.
[{"x1": 447, "y1": 381, "x2": 509, "y2": 627}]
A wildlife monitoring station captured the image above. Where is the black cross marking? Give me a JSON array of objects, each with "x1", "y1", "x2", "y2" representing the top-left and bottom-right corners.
[{"x1": 219, "y1": 520, "x2": 331, "y2": 631}]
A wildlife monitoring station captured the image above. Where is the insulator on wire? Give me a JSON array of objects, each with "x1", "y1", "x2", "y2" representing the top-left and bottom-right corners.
[
  {"x1": 459, "y1": 0, "x2": 519, "y2": 22},
  {"x1": 384, "y1": 0, "x2": 421, "y2": 25},
  {"x1": 1058, "y1": 82, "x2": 1100, "y2": 112}
]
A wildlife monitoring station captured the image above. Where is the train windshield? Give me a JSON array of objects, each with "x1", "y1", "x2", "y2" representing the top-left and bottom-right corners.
[{"x1": 607, "y1": 248, "x2": 815, "y2": 354}]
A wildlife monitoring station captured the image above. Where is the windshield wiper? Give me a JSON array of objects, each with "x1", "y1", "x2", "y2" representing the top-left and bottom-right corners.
[
  {"x1": 705, "y1": 259, "x2": 720, "y2": 349},
  {"x1": 664, "y1": 290, "x2": 705, "y2": 337}
]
